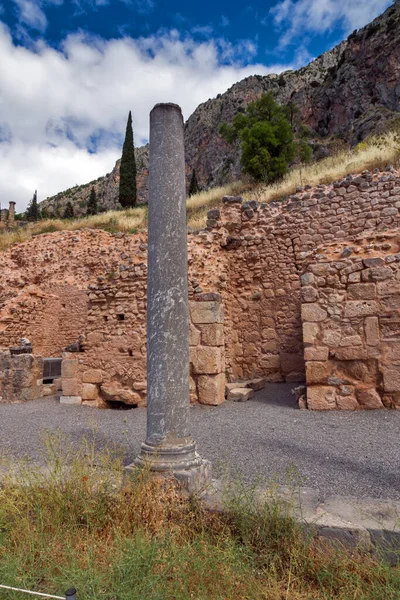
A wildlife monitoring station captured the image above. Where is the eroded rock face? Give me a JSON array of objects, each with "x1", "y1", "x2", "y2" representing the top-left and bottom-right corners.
[{"x1": 39, "y1": 3, "x2": 400, "y2": 215}]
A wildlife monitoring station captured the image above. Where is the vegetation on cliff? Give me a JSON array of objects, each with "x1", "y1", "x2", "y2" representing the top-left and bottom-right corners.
[
  {"x1": 87, "y1": 186, "x2": 98, "y2": 216},
  {"x1": 2, "y1": 130, "x2": 399, "y2": 252},
  {"x1": 220, "y1": 93, "x2": 296, "y2": 183}
]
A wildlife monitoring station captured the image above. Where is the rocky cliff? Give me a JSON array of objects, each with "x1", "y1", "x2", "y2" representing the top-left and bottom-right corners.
[{"x1": 39, "y1": 1, "x2": 400, "y2": 216}]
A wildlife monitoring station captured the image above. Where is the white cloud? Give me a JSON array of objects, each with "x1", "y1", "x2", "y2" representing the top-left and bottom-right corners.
[
  {"x1": 13, "y1": 0, "x2": 47, "y2": 32},
  {"x1": 270, "y1": 0, "x2": 393, "y2": 45},
  {"x1": 0, "y1": 23, "x2": 288, "y2": 210}
]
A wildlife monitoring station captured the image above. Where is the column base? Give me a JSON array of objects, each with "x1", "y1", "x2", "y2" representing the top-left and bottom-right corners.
[{"x1": 126, "y1": 440, "x2": 212, "y2": 494}]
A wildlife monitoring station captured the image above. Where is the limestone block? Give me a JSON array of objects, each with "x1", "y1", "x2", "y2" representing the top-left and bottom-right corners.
[
  {"x1": 82, "y1": 369, "x2": 103, "y2": 384},
  {"x1": 347, "y1": 283, "x2": 376, "y2": 300},
  {"x1": 333, "y1": 347, "x2": 368, "y2": 360},
  {"x1": 301, "y1": 303, "x2": 327, "y2": 322},
  {"x1": 199, "y1": 323, "x2": 224, "y2": 346},
  {"x1": 261, "y1": 340, "x2": 278, "y2": 353},
  {"x1": 377, "y1": 281, "x2": 400, "y2": 297},
  {"x1": 191, "y1": 346, "x2": 223, "y2": 375},
  {"x1": 385, "y1": 344, "x2": 400, "y2": 361},
  {"x1": 260, "y1": 354, "x2": 281, "y2": 370},
  {"x1": 86, "y1": 332, "x2": 104, "y2": 345},
  {"x1": 307, "y1": 386, "x2": 336, "y2": 410},
  {"x1": 53, "y1": 377, "x2": 62, "y2": 390},
  {"x1": 301, "y1": 286, "x2": 319, "y2": 302},
  {"x1": 100, "y1": 383, "x2": 141, "y2": 405},
  {"x1": 303, "y1": 322, "x2": 319, "y2": 344},
  {"x1": 60, "y1": 396, "x2": 82, "y2": 405},
  {"x1": 198, "y1": 373, "x2": 225, "y2": 405},
  {"x1": 356, "y1": 388, "x2": 384, "y2": 409},
  {"x1": 189, "y1": 324, "x2": 201, "y2": 347},
  {"x1": 62, "y1": 378, "x2": 81, "y2": 396},
  {"x1": 304, "y1": 346, "x2": 329, "y2": 361},
  {"x1": 61, "y1": 359, "x2": 79, "y2": 379},
  {"x1": 339, "y1": 335, "x2": 362, "y2": 347},
  {"x1": 242, "y1": 377, "x2": 265, "y2": 391},
  {"x1": 343, "y1": 301, "x2": 378, "y2": 318},
  {"x1": 362, "y1": 267, "x2": 392, "y2": 282},
  {"x1": 365, "y1": 317, "x2": 380, "y2": 346},
  {"x1": 383, "y1": 369, "x2": 400, "y2": 392},
  {"x1": 190, "y1": 301, "x2": 224, "y2": 324},
  {"x1": 228, "y1": 387, "x2": 254, "y2": 402},
  {"x1": 306, "y1": 361, "x2": 330, "y2": 385},
  {"x1": 262, "y1": 327, "x2": 278, "y2": 340},
  {"x1": 82, "y1": 383, "x2": 97, "y2": 400},
  {"x1": 321, "y1": 329, "x2": 341, "y2": 347},
  {"x1": 336, "y1": 395, "x2": 358, "y2": 410}
]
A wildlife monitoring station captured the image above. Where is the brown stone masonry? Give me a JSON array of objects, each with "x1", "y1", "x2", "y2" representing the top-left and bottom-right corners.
[
  {"x1": 301, "y1": 231, "x2": 400, "y2": 409},
  {"x1": 1, "y1": 167, "x2": 400, "y2": 408}
]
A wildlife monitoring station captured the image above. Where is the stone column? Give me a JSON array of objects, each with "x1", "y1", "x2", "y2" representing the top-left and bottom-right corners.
[
  {"x1": 8, "y1": 201, "x2": 16, "y2": 228},
  {"x1": 131, "y1": 103, "x2": 210, "y2": 491}
]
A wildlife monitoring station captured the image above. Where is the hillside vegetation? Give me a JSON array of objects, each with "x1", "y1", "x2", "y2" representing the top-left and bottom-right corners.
[{"x1": 1, "y1": 131, "x2": 399, "y2": 253}]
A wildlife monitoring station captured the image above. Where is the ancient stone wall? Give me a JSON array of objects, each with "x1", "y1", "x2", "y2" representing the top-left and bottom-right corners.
[
  {"x1": 60, "y1": 290, "x2": 226, "y2": 407},
  {"x1": 1, "y1": 167, "x2": 400, "y2": 409},
  {"x1": 0, "y1": 284, "x2": 88, "y2": 358},
  {"x1": 301, "y1": 231, "x2": 400, "y2": 409}
]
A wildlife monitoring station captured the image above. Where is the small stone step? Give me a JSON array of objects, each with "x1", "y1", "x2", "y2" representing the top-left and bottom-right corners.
[
  {"x1": 241, "y1": 377, "x2": 265, "y2": 391},
  {"x1": 228, "y1": 388, "x2": 255, "y2": 402},
  {"x1": 60, "y1": 396, "x2": 82, "y2": 405}
]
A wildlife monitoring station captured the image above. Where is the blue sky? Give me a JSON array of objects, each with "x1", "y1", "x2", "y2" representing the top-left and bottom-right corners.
[{"x1": 0, "y1": 0, "x2": 393, "y2": 209}]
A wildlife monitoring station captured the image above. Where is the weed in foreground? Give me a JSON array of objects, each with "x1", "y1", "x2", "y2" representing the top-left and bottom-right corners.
[{"x1": 0, "y1": 434, "x2": 399, "y2": 599}]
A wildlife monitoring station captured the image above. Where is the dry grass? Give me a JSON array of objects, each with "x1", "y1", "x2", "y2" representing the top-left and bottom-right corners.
[
  {"x1": 0, "y1": 435, "x2": 398, "y2": 600},
  {"x1": 245, "y1": 131, "x2": 400, "y2": 204},
  {"x1": 1, "y1": 131, "x2": 399, "y2": 253}
]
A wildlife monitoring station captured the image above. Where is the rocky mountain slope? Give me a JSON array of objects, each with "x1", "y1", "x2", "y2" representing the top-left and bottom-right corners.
[{"x1": 39, "y1": 1, "x2": 400, "y2": 216}]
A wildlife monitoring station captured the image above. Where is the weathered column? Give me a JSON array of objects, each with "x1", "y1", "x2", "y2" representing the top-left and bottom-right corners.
[
  {"x1": 131, "y1": 103, "x2": 210, "y2": 491},
  {"x1": 8, "y1": 201, "x2": 16, "y2": 228}
]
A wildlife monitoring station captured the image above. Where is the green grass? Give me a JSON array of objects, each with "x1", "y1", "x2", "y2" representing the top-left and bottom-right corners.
[{"x1": 0, "y1": 435, "x2": 399, "y2": 600}]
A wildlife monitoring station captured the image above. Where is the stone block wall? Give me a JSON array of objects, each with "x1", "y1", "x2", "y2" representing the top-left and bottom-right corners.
[
  {"x1": 2, "y1": 167, "x2": 400, "y2": 410},
  {"x1": 301, "y1": 231, "x2": 400, "y2": 409},
  {"x1": 62, "y1": 286, "x2": 226, "y2": 407},
  {"x1": 0, "y1": 351, "x2": 43, "y2": 403},
  {"x1": 189, "y1": 295, "x2": 226, "y2": 405},
  {"x1": 0, "y1": 284, "x2": 87, "y2": 358}
]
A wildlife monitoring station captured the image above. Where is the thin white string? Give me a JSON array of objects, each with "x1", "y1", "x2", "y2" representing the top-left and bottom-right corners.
[{"x1": 0, "y1": 584, "x2": 65, "y2": 599}]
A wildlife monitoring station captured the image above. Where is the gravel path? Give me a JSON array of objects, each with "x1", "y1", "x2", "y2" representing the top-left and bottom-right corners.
[{"x1": 0, "y1": 383, "x2": 399, "y2": 500}]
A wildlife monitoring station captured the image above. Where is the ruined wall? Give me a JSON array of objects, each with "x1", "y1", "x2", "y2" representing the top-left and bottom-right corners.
[
  {"x1": 301, "y1": 231, "x2": 400, "y2": 410},
  {"x1": 61, "y1": 287, "x2": 226, "y2": 407},
  {"x1": 201, "y1": 168, "x2": 400, "y2": 383},
  {"x1": 0, "y1": 284, "x2": 87, "y2": 357},
  {"x1": 1, "y1": 167, "x2": 400, "y2": 409}
]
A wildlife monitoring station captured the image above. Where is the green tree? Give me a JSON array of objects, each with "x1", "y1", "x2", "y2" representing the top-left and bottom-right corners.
[
  {"x1": 188, "y1": 169, "x2": 200, "y2": 196},
  {"x1": 87, "y1": 186, "x2": 98, "y2": 216},
  {"x1": 119, "y1": 110, "x2": 137, "y2": 208},
  {"x1": 26, "y1": 190, "x2": 40, "y2": 221},
  {"x1": 63, "y1": 201, "x2": 74, "y2": 219},
  {"x1": 219, "y1": 93, "x2": 295, "y2": 183}
]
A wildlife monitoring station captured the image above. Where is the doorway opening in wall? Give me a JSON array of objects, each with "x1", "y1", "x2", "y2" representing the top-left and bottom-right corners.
[
  {"x1": 43, "y1": 358, "x2": 62, "y2": 384},
  {"x1": 108, "y1": 401, "x2": 138, "y2": 410}
]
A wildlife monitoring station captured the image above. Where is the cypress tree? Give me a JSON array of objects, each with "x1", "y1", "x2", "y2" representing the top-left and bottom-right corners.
[
  {"x1": 188, "y1": 169, "x2": 200, "y2": 196},
  {"x1": 119, "y1": 111, "x2": 137, "y2": 208},
  {"x1": 26, "y1": 190, "x2": 39, "y2": 221},
  {"x1": 87, "y1": 186, "x2": 98, "y2": 215},
  {"x1": 63, "y1": 201, "x2": 74, "y2": 219}
]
